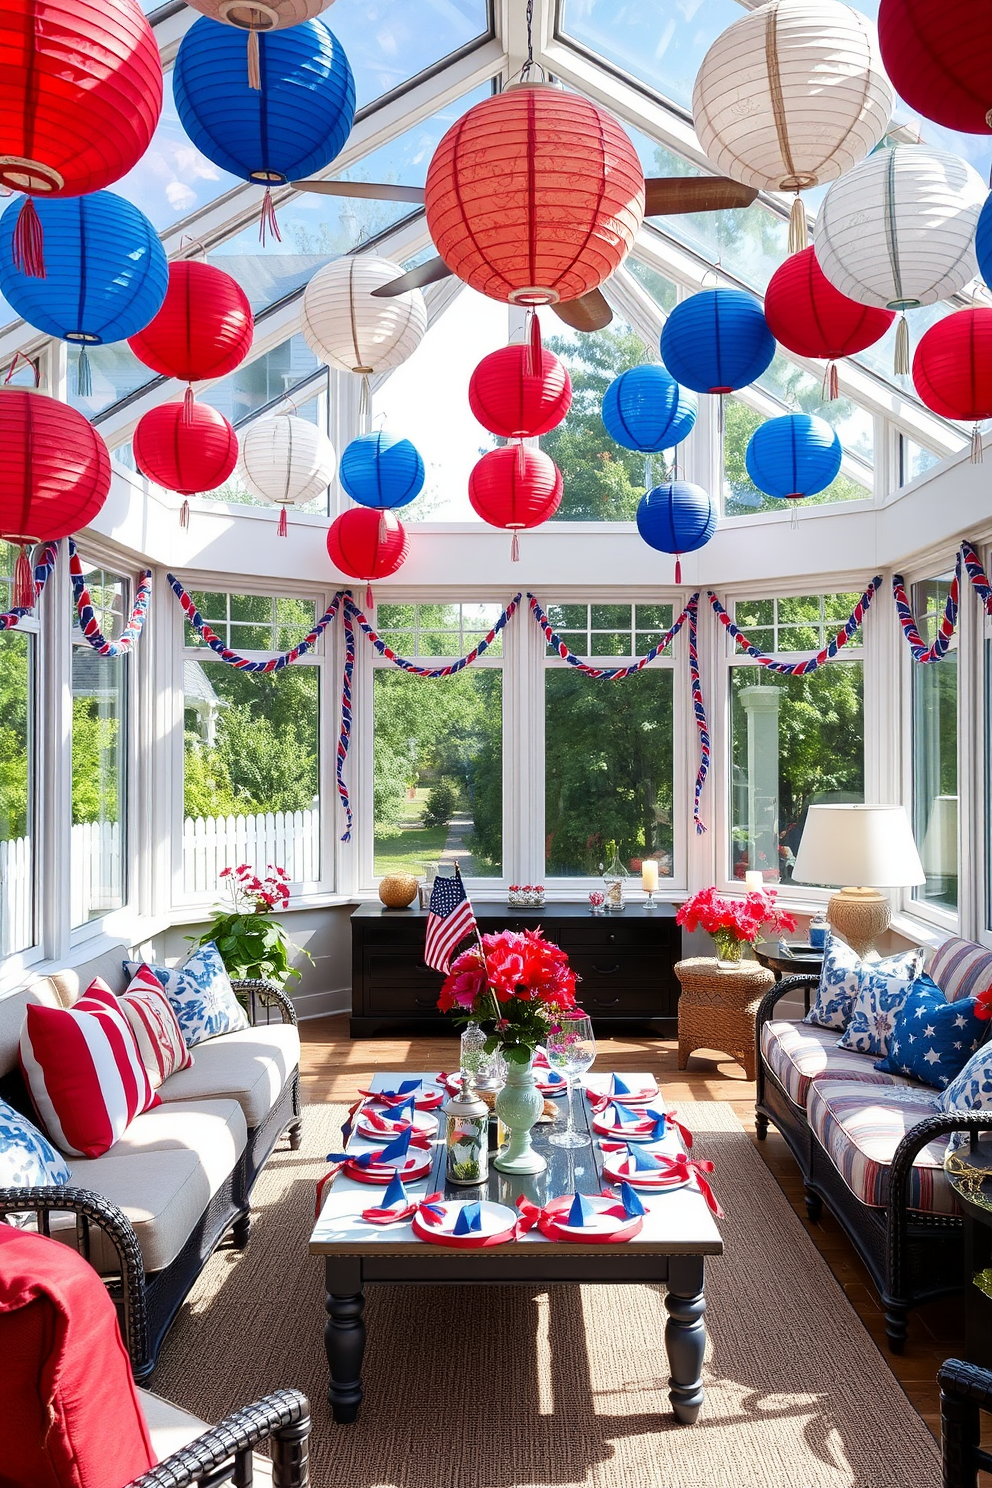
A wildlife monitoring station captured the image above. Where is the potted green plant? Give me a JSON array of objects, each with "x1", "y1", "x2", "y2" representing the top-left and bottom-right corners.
[{"x1": 192, "y1": 864, "x2": 311, "y2": 996}]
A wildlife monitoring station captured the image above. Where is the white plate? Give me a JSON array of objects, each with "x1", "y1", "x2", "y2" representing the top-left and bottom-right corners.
[{"x1": 357, "y1": 1106, "x2": 438, "y2": 1140}]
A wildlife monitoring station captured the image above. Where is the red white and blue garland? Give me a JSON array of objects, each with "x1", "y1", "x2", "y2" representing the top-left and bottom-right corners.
[
  {"x1": 68, "y1": 539, "x2": 152, "y2": 658},
  {"x1": 345, "y1": 594, "x2": 521, "y2": 676},
  {"x1": 891, "y1": 552, "x2": 960, "y2": 664},
  {"x1": 167, "y1": 573, "x2": 345, "y2": 673},
  {"x1": 0, "y1": 540, "x2": 59, "y2": 631},
  {"x1": 687, "y1": 595, "x2": 709, "y2": 835},
  {"x1": 707, "y1": 578, "x2": 881, "y2": 675},
  {"x1": 527, "y1": 592, "x2": 694, "y2": 678},
  {"x1": 338, "y1": 602, "x2": 356, "y2": 842}
]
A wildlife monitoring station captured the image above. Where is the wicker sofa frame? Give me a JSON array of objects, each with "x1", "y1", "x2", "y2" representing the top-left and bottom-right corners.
[
  {"x1": 130, "y1": 1388, "x2": 311, "y2": 1488},
  {"x1": 755, "y1": 973, "x2": 992, "y2": 1353},
  {"x1": 939, "y1": 1358, "x2": 992, "y2": 1488},
  {"x1": 0, "y1": 977, "x2": 301, "y2": 1382}
]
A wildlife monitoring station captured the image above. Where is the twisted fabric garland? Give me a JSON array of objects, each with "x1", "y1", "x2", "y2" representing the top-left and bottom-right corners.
[
  {"x1": 707, "y1": 578, "x2": 881, "y2": 675},
  {"x1": 961, "y1": 541, "x2": 992, "y2": 616},
  {"x1": 338, "y1": 602, "x2": 356, "y2": 842},
  {"x1": 528, "y1": 592, "x2": 694, "y2": 678},
  {"x1": 891, "y1": 552, "x2": 960, "y2": 664},
  {"x1": 0, "y1": 541, "x2": 59, "y2": 630},
  {"x1": 344, "y1": 594, "x2": 522, "y2": 675},
  {"x1": 687, "y1": 595, "x2": 709, "y2": 836},
  {"x1": 68, "y1": 539, "x2": 152, "y2": 658},
  {"x1": 167, "y1": 574, "x2": 345, "y2": 673}
]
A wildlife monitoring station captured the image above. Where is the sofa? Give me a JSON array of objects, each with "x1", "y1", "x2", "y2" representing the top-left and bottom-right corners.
[
  {"x1": 756, "y1": 935, "x2": 992, "y2": 1352},
  {"x1": 0, "y1": 943, "x2": 302, "y2": 1380}
]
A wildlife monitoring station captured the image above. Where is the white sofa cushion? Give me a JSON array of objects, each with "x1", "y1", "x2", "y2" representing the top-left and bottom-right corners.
[
  {"x1": 156, "y1": 1024, "x2": 300, "y2": 1128},
  {"x1": 138, "y1": 1391, "x2": 273, "y2": 1484},
  {"x1": 760, "y1": 1018, "x2": 911, "y2": 1108},
  {"x1": 58, "y1": 1098, "x2": 247, "y2": 1274}
]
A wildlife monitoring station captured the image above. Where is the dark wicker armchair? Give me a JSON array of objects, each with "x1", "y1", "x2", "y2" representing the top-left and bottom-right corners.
[
  {"x1": 939, "y1": 1359, "x2": 992, "y2": 1487},
  {"x1": 130, "y1": 1388, "x2": 311, "y2": 1488}
]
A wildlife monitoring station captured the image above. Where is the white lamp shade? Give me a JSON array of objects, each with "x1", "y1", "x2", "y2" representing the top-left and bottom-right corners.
[
  {"x1": 791, "y1": 804, "x2": 925, "y2": 887},
  {"x1": 814, "y1": 145, "x2": 985, "y2": 309},
  {"x1": 692, "y1": 0, "x2": 893, "y2": 192},
  {"x1": 239, "y1": 414, "x2": 337, "y2": 508},
  {"x1": 302, "y1": 256, "x2": 428, "y2": 375},
  {"x1": 183, "y1": 1, "x2": 335, "y2": 30}
]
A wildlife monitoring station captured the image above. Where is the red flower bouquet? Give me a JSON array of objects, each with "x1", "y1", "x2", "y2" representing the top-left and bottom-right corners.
[
  {"x1": 677, "y1": 886, "x2": 796, "y2": 966},
  {"x1": 438, "y1": 928, "x2": 579, "y2": 1064}
]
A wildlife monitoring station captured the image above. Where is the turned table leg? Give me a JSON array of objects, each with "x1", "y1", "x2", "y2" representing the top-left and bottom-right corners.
[
  {"x1": 665, "y1": 1256, "x2": 707, "y2": 1425},
  {"x1": 324, "y1": 1260, "x2": 366, "y2": 1424}
]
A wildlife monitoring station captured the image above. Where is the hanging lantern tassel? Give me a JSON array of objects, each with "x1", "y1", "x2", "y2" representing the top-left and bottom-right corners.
[
  {"x1": 526, "y1": 309, "x2": 542, "y2": 378},
  {"x1": 790, "y1": 497, "x2": 801, "y2": 531},
  {"x1": 377, "y1": 509, "x2": 389, "y2": 543},
  {"x1": 247, "y1": 29, "x2": 261, "y2": 90},
  {"x1": 259, "y1": 187, "x2": 282, "y2": 247},
  {"x1": 821, "y1": 359, "x2": 839, "y2": 401},
  {"x1": 278, "y1": 505, "x2": 289, "y2": 537},
  {"x1": 75, "y1": 346, "x2": 92, "y2": 398},
  {"x1": 360, "y1": 375, "x2": 372, "y2": 434},
  {"x1": 12, "y1": 545, "x2": 35, "y2": 610},
  {"x1": 179, "y1": 500, "x2": 190, "y2": 529},
  {"x1": 182, "y1": 384, "x2": 195, "y2": 425},
  {"x1": 511, "y1": 531, "x2": 520, "y2": 562},
  {"x1": 643, "y1": 454, "x2": 652, "y2": 491},
  {"x1": 972, "y1": 423, "x2": 985, "y2": 464},
  {"x1": 12, "y1": 199, "x2": 46, "y2": 280},
  {"x1": 516, "y1": 438, "x2": 528, "y2": 480},
  {"x1": 674, "y1": 555, "x2": 683, "y2": 586},
  {"x1": 365, "y1": 584, "x2": 374, "y2": 611},
  {"x1": 894, "y1": 314, "x2": 911, "y2": 376},
  {"x1": 788, "y1": 193, "x2": 808, "y2": 255}
]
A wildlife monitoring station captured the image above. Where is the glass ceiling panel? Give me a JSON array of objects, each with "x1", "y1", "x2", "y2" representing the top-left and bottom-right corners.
[
  {"x1": 329, "y1": 0, "x2": 491, "y2": 109},
  {"x1": 201, "y1": 334, "x2": 321, "y2": 426}
]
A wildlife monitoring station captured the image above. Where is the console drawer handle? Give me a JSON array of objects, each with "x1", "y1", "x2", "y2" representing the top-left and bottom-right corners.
[
  {"x1": 414, "y1": 996, "x2": 438, "y2": 1007},
  {"x1": 592, "y1": 963, "x2": 620, "y2": 975},
  {"x1": 593, "y1": 997, "x2": 620, "y2": 1007},
  {"x1": 415, "y1": 963, "x2": 435, "y2": 974}
]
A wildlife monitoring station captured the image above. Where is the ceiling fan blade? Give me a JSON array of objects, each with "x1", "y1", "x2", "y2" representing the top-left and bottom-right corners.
[
  {"x1": 370, "y1": 256, "x2": 454, "y2": 296},
  {"x1": 290, "y1": 179, "x2": 426, "y2": 204},
  {"x1": 552, "y1": 289, "x2": 613, "y2": 333},
  {"x1": 644, "y1": 176, "x2": 760, "y2": 216}
]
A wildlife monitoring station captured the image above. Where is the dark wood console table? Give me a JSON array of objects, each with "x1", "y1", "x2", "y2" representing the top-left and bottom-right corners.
[{"x1": 350, "y1": 901, "x2": 682, "y2": 1037}]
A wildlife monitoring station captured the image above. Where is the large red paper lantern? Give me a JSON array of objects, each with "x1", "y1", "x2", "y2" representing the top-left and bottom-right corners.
[
  {"x1": 0, "y1": 388, "x2": 111, "y2": 602},
  {"x1": 327, "y1": 506, "x2": 409, "y2": 608},
  {"x1": 469, "y1": 344, "x2": 572, "y2": 439},
  {"x1": 127, "y1": 262, "x2": 254, "y2": 415},
  {"x1": 913, "y1": 309, "x2": 992, "y2": 461},
  {"x1": 764, "y1": 247, "x2": 895, "y2": 398},
  {"x1": 425, "y1": 83, "x2": 644, "y2": 307},
  {"x1": 0, "y1": 1, "x2": 163, "y2": 276},
  {"x1": 468, "y1": 445, "x2": 563, "y2": 559},
  {"x1": 133, "y1": 402, "x2": 239, "y2": 502},
  {"x1": 878, "y1": 0, "x2": 992, "y2": 135}
]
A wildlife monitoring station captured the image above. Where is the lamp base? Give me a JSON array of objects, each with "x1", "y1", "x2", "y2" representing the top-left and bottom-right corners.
[{"x1": 826, "y1": 888, "x2": 890, "y2": 959}]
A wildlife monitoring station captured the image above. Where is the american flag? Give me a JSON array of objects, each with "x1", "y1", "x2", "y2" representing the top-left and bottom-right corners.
[{"x1": 424, "y1": 870, "x2": 477, "y2": 974}]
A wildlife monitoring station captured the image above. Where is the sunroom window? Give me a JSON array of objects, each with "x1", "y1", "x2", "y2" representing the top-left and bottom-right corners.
[{"x1": 911, "y1": 574, "x2": 959, "y2": 917}]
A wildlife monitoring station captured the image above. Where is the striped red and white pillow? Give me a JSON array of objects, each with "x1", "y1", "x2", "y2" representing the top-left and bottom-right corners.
[
  {"x1": 120, "y1": 965, "x2": 193, "y2": 1089},
  {"x1": 19, "y1": 980, "x2": 158, "y2": 1158}
]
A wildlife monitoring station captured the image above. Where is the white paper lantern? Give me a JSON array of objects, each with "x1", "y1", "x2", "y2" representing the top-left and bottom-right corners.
[
  {"x1": 301, "y1": 256, "x2": 428, "y2": 377},
  {"x1": 692, "y1": 0, "x2": 893, "y2": 250},
  {"x1": 183, "y1": 1, "x2": 335, "y2": 30},
  {"x1": 239, "y1": 413, "x2": 337, "y2": 535}
]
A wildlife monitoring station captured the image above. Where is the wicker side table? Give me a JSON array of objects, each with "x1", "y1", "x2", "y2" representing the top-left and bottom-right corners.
[{"x1": 675, "y1": 956, "x2": 775, "y2": 1081}]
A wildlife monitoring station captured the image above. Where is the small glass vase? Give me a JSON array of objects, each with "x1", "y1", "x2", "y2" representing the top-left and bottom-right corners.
[
  {"x1": 460, "y1": 1022, "x2": 505, "y2": 1092},
  {"x1": 493, "y1": 1053, "x2": 546, "y2": 1175},
  {"x1": 713, "y1": 930, "x2": 745, "y2": 969},
  {"x1": 602, "y1": 847, "x2": 628, "y2": 913}
]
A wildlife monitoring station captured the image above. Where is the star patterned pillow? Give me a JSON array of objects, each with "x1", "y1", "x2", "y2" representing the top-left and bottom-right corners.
[
  {"x1": 804, "y1": 933, "x2": 923, "y2": 1032},
  {"x1": 937, "y1": 1034, "x2": 992, "y2": 1117},
  {"x1": 836, "y1": 952, "x2": 926, "y2": 1058},
  {"x1": 874, "y1": 974, "x2": 986, "y2": 1090}
]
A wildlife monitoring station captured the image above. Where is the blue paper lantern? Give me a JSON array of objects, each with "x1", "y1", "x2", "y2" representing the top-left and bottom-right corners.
[
  {"x1": 745, "y1": 414, "x2": 842, "y2": 502},
  {"x1": 660, "y1": 289, "x2": 775, "y2": 395},
  {"x1": 636, "y1": 481, "x2": 717, "y2": 582},
  {"x1": 339, "y1": 432, "x2": 425, "y2": 510},
  {"x1": 0, "y1": 190, "x2": 167, "y2": 349},
  {"x1": 601, "y1": 364, "x2": 697, "y2": 452},
  {"x1": 173, "y1": 17, "x2": 356, "y2": 186},
  {"x1": 976, "y1": 193, "x2": 992, "y2": 290}
]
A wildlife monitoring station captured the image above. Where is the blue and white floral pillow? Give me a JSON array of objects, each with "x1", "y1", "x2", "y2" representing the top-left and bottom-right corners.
[
  {"x1": 123, "y1": 942, "x2": 248, "y2": 1048},
  {"x1": 937, "y1": 1040, "x2": 992, "y2": 1117},
  {"x1": 0, "y1": 1095, "x2": 71, "y2": 1226},
  {"x1": 837, "y1": 949, "x2": 926, "y2": 1058},
  {"x1": 804, "y1": 934, "x2": 923, "y2": 1032}
]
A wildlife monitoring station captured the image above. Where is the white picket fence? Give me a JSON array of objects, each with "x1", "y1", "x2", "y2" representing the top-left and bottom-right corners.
[
  {"x1": 0, "y1": 834, "x2": 32, "y2": 956},
  {"x1": 183, "y1": 808, "x2": 319, "y2": 894},
  {"x1": 0, "y1": 821, "x2": 122, "y2": 953}
]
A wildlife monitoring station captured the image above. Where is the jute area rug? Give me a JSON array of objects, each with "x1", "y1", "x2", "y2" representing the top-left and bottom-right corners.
[{"x1": 153, "y1": 1101, "x2": 941, "y2": 1488}]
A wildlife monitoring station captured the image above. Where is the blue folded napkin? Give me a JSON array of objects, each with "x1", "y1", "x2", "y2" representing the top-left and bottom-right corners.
[
  {"x1": 610, "y1": 1075, "x2": 631, "y2": 1096},
  {"x1": 619, "y1": 1181, "x2": 645, "y2": 1218},
  {"x1": 567, "y1": 1193, "x2": 596, "y2": 1227},
  {"x1": 382, "y1": 1172, "x2": 409, "y2": 1208},
  {"x1": 545, "y1": 1070, "x2": 565, "y2": 1085},
  {"x1": 610, "y1": 1102, "x2": 642, "y2": 1128},
  {"x1": 377, "y1": 1128, "x2": 414, "y2": 1162},
  {"x1": 453, "y1": 1201, "x2": 483, "y2": 1235},
  {"x1": 641, "y1": 1109, "x2": 668, "y2": 1138},
  {"x1": 629, "y1": 1145, "x2": 664, "y2": 1171},
  {"x1": 386, "y1": 1096, "x2": 416, "y2": 1124}
]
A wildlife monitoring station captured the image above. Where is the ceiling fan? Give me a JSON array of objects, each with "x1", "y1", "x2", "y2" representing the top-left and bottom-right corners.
[{"x1": 289, "y1": 174, "x2": 759, "y2": 331}]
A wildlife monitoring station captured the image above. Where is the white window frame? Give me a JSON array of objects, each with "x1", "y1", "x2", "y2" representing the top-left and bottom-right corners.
[{"x1": 0, "y1": 549, "x2": 42, "y2": 975}]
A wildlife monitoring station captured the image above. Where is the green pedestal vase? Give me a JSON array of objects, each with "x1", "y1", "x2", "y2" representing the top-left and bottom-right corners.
[{"x1": 493, "y1": 1054, "x2": 546, "y2": 1175}]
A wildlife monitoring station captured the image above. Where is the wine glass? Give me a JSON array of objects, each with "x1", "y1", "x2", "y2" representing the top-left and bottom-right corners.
[{"x1": 546, "y1": 1012, "x2": 596, "y2": 1149}]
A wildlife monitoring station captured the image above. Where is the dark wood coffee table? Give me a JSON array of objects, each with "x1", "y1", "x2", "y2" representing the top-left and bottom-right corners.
[{"x1": 309, "y1": 1072, "x2": 723, "y2": 1426}]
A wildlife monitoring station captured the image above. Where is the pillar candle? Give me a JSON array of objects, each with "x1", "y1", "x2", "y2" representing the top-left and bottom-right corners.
[
  {"x1": 744, "y1": 870, "x2": 764, "y2": 892},
  {"x1": 642, "y1": 860, "x2": 659, "y2": 893}
]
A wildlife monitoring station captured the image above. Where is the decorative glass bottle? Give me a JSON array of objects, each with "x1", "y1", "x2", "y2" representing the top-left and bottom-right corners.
[
  {"x1": 444, "y1": 1071, "x2": 489, "y2": 1186},
  {"x1": 460, "y1": 1022, "x2": 505, "y2": 1092},
  {"x1": 602, "y1": 842, "x2": 628, "y2": 913}
]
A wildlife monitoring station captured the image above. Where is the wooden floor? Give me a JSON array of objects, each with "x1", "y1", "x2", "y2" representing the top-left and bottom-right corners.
[{"x1": 300, "y1": 1016, "x2": 964, "y2": 1445}]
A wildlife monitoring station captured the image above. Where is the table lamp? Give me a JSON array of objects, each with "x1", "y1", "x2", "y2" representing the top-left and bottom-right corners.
[{"x1": 790, "y1": 804, "x2": 925, "y2": 958}]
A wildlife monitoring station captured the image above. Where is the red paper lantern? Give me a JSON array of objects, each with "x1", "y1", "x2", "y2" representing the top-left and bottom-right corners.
[
  {"x1": 764, "y1": 247, "x2": 895, "y2": 398},
  {"x1": 469, "y1": 344, "x2": 572, "y2": 439},
  {"x1": 327, "y1": 506, "x2": 409, "y2": 608},
  {"x1": 879, "y1": 0, "x2": 992, "y2": 135},
  {"x1": 133, "y1": 402, "x2": 239, "y2": 500},
  {"x1": 425, "y1": 83, "x2": 644, "y2": 307},
  {"x1": 468, "y1": 445, "x2": 563, "y2": 559},
  {"x1": 913, "y1": 308, "x2": 992, "y2": 461},
  {"x1": 0, "y1": 387, "x2": 111, "y2": 603},
  {"x1": 0, "y1": 1, "x2": 163, "y2": 276},
  {"x1": 127, "y1": 262, "x2": 254, "y2": 416}
]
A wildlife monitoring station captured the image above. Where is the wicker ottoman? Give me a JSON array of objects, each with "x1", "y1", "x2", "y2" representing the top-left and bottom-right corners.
[{"x1": 675, "y1": 956, "x2": 775, "y2": 1081}]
